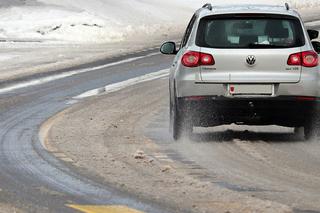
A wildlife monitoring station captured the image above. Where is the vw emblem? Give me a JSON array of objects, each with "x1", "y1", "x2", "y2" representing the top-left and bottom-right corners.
[{"x1": 246, "y1": 55, "x2": 256, "y2": 66}]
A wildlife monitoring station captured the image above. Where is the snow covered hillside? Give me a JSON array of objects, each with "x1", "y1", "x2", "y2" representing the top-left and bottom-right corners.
[{"x1": 0, "y1": 0, "x2": 319, "y2": 43}]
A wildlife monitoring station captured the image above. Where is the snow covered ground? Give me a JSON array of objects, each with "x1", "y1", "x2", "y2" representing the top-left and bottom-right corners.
[{"x1": 0, "y1": 0, "x2": 320, "y2": 44}]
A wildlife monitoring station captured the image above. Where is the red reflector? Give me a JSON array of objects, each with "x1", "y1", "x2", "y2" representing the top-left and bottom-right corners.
[
  {"x1": 296, "y1": 96, "x2": 317, "y2": 101},
  {"x1": 185, "y1": 96, "x2": 206, "y2": 101},
  {"x1": 182, "y1": 51, "x2": 215, "y2": 67},
  {"x1": 230, "y1": 86, "x2": 235, "y2": 93},
  {"x1": 288, "y1": 51, "x2": 318, "y2": 67}
]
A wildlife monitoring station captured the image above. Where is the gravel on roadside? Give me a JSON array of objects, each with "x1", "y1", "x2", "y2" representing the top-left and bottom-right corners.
[{"x1": 45, "y1": 79, "x2": 292, "y2": 213}]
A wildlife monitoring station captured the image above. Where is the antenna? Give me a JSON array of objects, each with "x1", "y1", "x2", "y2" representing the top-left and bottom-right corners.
[
  {"x1": 285, "y1": 3, "x2": 290, "y2": 10},
  {"x1": 202, "y1": 3, "x2": 213, "y2": 11}
]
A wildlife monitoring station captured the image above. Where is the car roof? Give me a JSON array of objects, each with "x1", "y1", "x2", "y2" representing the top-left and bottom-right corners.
[{"x1": 197, "y1": 4, "x2": 301, "y2": 18}]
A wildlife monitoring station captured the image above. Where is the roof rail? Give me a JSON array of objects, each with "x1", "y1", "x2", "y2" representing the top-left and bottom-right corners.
[
  {"x1": 285, "y1": 2, "x2": 290, "y2": 10},
  {"x1": 202, "y1": 3, "x2": 213, "y2": 11}
]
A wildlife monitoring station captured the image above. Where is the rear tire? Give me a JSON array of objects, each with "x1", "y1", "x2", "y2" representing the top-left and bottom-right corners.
[
  {"x1": 170, "y1": 98, "x2": 193, "y2": 141},
  {"x1": 304, "y1": 111, "x2": 320, "y2": 141},
  {"x1": 294, "y1": 127, "x2": 304, "y2": 138},
  {"x1": 172, "y1": 106, "x2": 182, "y2": 141},
  {"x1": 304, "y1": 122, "x2": 319, "y2": 141}
]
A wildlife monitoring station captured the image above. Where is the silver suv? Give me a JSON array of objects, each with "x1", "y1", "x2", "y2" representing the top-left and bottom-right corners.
[{"x1": 160, "y1": 3, "x2": 320, "y2": 140}]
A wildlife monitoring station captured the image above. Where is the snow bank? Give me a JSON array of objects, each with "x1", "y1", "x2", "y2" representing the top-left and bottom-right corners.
[
  {"x1": 290, "y1": 0, "x2": 320, "y2": 9},
  {"x1": 0, "y1": 0, "x2": 197, "y2": 43},
  {"x1": 0, "y1": 0, "x2": 319, "y2": 44},
  {"x1": 0, "y1": 6, "x2": 124, "y2": 43}
]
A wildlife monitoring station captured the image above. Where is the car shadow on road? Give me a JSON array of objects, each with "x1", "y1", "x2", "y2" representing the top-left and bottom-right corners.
[{"x1": 188, "y1": 129, "x2": 306, "y2": 144}]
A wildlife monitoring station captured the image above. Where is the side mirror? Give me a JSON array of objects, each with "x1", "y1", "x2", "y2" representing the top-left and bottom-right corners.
[
  {"x1": 160, "y1": 42, "x2": 177, "y2": 55},
  {"x1": 312, "y1": 41, "x2": 320, "y2": 54},
  {"x1": 308, "y1": 29, "x2": 319, "y2": 40}
]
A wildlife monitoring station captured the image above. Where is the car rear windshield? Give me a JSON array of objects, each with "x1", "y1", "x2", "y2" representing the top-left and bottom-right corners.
[{"x1": 196, "y1": 14, "x2": 305, "y2": 49}]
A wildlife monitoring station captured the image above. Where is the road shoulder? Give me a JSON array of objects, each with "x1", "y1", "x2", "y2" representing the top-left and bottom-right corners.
[{"x1": 43, "y1": 78, "x2": 292, "y2": 213}]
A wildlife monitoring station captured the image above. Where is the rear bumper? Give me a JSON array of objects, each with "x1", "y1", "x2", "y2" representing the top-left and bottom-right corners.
[
  {"x1": 177, "y1": 96, "x2": 319, "y2": 127},
  {"x1": 175, "y1": 72, "x2": 320, "y2": 98}
]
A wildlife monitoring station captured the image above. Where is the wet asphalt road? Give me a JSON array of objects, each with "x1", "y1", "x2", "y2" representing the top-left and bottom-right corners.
[{"x1": 0, "y1": 50, "x2": 174, "y2": 212}]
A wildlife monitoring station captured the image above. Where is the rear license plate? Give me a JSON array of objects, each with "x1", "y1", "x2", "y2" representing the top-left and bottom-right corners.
[{"x1": 229, "y1": 84, "x2": 273, "y2": 95}]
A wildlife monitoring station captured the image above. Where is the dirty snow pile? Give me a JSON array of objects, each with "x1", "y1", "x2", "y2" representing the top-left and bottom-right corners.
[
  {"x1": 0, "y1": 0, "x2": 319, "y2": 44},
  {"x1": 0, "y1": 0, "x2": 200, "y2": 43}
]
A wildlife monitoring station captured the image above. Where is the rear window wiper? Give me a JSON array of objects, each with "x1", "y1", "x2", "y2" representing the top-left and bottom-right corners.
[{"x1": 247, "y1": 43, "x2": 286, "y2": 48}]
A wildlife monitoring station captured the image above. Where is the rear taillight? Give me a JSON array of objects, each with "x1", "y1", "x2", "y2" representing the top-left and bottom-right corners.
[
  {"x1": 181, "y1": 51, "x2": 215, "y2": 67},
  {"x1": 302, "y1": 51, "x2": 318, "y2": 67},
  {"x1": 288, "y1": 51, "x2": 318, "y2": 67},
  {"x1": 200, "y1": 53, "x2": 215, "y2": 65},
  {"x1": 181, "y1": 51, "x2": 200, "y2": 67},
  {"x1": 287, "y1": 53, "x2": 301, "y2": 66}
]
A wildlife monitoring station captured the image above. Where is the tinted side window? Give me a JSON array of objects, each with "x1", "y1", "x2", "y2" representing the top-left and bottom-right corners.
[{"x1": 180, "y1": 14, "x2": 197, "y2": 48}]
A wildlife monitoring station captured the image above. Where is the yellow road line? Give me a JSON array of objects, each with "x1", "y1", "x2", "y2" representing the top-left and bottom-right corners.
[{"x1": 67, "y1": 205, "x2": 144, "y2": 213}]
